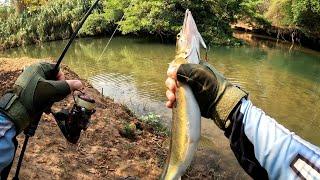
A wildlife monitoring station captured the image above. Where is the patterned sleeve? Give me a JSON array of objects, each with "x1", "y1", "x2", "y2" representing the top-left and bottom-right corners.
[{"x1": 226, "y1": 99, "x2": 320, "y2": 179}]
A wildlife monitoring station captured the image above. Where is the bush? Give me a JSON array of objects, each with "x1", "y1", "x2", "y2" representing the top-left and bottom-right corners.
[
  {"x1": 79, "y1": 12, "x2": 111, "y2": 36},
  {"x1": 292, "y1": 0, "x2": 320, "y2": 34},
  {"x1": 240, "y1": 0, "x2": 272, "y2": 27},
  {"x1": 0, "y1": 0, "x2": 245, "y2": 50},
  {"x1": 103, "y1": 0, "x2": 243, "y2": 45},
  {"x1": 242, "y1": 0, "x2": 320, "y2": 37},
  {"x1": 0, "y1": 0, "x2": 94, "y2": 49},
  {"x1": 140, "y1": 113, "x2": 168, "y2": 136}
]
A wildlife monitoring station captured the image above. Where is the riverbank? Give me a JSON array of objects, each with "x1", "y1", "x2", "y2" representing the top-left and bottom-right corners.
[
  {"x1": 0, "y1": 57, "x2": 167, "y2": 179},
  {"x1": 232, "y1": 22, "x2": 320, "y2": 51},
  {"x1": 0, "y1": 57, "x2": 245, "y2": 179}
]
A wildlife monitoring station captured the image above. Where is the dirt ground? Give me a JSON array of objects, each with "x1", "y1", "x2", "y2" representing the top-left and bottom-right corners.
[
  {"x1": 0, "y1": 57, "x2": 248, "y2": 179},
  {"x1": 0, "y1": 58, "x2": 168, "y2": 179}
]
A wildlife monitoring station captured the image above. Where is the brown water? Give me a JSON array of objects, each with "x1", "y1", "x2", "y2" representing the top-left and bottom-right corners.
[{"x1": 1, "y1": 36, "x2": 320, "y2": 178}]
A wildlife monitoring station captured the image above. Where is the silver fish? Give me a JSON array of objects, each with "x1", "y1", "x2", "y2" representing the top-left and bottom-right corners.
[{"x1": 161, "y1": 9, "x2": 207, "y2": 180}]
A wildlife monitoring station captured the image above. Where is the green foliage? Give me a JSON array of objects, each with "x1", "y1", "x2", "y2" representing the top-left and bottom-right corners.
[
  {"x1": 264, "y1": 0, "x2": 320, "y2": 36},
  {"x1": 140, "y1": 113, "x2": 168, "y2": 136},
  {"x1": 0, "y1": 0, "x2": 248, "y2": 49},
  {"x1": 0, "y1": 6, "x2": 14, "y2": 20},
  {"x1": 79, "y1": 12, "x2": 111, "y2": 36},
  {"x1": 240, "y1": 0, "x2": 271, "y2": 27},
  {"x1": 121, "y1": 122, "x2": 137, "y2": 140},
  {"x1": 264, "y1": 0, "x2": 293, "y2": 26},
  {"x1": 0, "y1": 0, "x2": 91, "y2": 49},
  {"x1": 243, "y1": 0, "x2": 320, "y2": 37},
  {"x1": 291, "y1": 0, "x2": 320, "y2": 31},
  {"x1": 103, "y1": 0, "x2": 243, "y2": 45},
  {"x1": 1, "y1": 0, "x2": 319, "y2": 48},
  {"x1": 22, "y1": 0, "x2": 48, "y2": 6}
]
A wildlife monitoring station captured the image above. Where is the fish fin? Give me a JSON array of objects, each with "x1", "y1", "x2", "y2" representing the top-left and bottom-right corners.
[{"x1": 198, "y1": 33, "x2": 207, "y2": 50}]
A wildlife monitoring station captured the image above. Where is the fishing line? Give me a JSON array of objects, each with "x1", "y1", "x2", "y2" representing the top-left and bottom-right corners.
[
  {"x1": 97, "y1": 2, "x2": 134, "y2": 61},
  {"x1": 97, "y1": 14, "x2": 125, "y2": 61}
]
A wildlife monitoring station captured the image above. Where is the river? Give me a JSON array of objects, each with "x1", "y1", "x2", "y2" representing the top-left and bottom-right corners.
[{"x1": 1, "y1": 35, "x2": 320, "y2": 178}]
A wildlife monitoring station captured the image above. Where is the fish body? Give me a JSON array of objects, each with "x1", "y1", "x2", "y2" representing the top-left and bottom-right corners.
[{"x1": 161, "y1": 9, "x2": 207, "y2": 180}]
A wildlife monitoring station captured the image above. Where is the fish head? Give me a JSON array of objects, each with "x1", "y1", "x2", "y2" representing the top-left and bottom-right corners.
[{"x1": 175, "y1": 9, "x2": 207, "y2": 64}]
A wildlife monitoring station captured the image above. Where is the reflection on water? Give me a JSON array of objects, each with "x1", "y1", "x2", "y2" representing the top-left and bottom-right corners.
[
  {"x1": 90, "y1": 72, "x2": 169, "y2": 120},
  {"x1": 1, "y1": 36, "x2": 320, "y2": 146}
]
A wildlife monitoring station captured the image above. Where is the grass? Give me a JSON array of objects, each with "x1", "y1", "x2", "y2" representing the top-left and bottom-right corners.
[{"x1": 139, "y1": 113, "x2": 168, "y2": 136}]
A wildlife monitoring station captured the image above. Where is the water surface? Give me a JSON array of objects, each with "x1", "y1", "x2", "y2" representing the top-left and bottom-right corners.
[{"x1": 2, "y1": 37, "x2": 319, "y2": 145}]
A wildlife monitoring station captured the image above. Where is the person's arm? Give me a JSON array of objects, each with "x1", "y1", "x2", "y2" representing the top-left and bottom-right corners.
[
  {"x1": 227, "y1": 99, "x2": 320, "y2": 179},
  {"x1": 0, "y1": 113, "x2": 16, "y2": 175},
  {"x1": 165, "y1": 62, "x2": 320, "y2": 179},
  {"x1": 0, "y1": 62, "x2": 83, "y2": 176}
]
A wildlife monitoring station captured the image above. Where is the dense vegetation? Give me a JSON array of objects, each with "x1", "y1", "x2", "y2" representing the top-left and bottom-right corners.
[
  {"x1": 0, "y1": 0, "x2": 243, "y2": 50},
  {"x1": 0, "y1": 0, "x2": 319, "y2": 50},
  {"x1": 0, "y1": 1, "x2": 91, "y2": 49},
  {"x1": 241, "y1": 0, "x2": 320, "y2": 38}
]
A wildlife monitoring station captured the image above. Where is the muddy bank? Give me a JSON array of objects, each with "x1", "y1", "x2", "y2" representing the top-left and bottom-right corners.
[
  {"x1": 0, "y1": 57, "x2": 167, "y2": 179},
  {"x1": 0, "y1": 57, "x2": 248, "y2": 179},
  {"x1": 232, "y1": 22, "x2": 320, "y2": 51}
]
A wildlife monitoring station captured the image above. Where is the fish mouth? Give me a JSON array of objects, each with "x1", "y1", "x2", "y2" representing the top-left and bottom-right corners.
[
  {"x1": 177, "y1": 9, "x2": 207, "y2": 63},
  {"x1": 182, "y1": 10, "x2": 197, "y2": 44}
]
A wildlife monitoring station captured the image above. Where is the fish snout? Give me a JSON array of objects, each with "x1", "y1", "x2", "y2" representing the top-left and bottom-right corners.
[{"x1": 178, "y1": 9, "x2": 207, "y2": 63}]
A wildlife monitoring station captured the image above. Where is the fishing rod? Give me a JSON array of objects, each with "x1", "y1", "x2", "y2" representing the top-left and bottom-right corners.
[
  {"x1": 13, "y1": 1, "x2": 100, "y2": 179},
  {"x1": 55, "y1": 0, "x2": 100, "y2": 71}
]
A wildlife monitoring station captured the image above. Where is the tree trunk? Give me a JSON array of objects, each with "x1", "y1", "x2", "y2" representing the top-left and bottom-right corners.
[{"x1": 11, "y1": 0, "x2": 25, "y2": 14}]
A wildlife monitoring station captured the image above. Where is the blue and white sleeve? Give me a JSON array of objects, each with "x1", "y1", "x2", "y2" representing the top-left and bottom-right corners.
[
  {"x1": 226, "y1": 99, "x2": 320, "y2": 180},
  {"x1": 0, "y1": 113, "x2": 16, "y2": 173}
]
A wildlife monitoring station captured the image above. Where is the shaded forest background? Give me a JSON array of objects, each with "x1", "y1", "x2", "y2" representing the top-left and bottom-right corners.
[{"x1": 0, "y1": 0, "x2": 319, "y2": 50}]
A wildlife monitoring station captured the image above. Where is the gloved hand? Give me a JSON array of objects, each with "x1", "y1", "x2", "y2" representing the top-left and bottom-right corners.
[
  {"x1": 0, "y1": 62, "x2": 83, "y2": 134},
  {"x1": 166, "y1": 61, "x2": 247, "y2": 130}
]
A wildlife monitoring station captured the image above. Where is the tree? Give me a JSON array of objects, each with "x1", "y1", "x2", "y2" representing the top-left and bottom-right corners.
[
  {"x1": 292, "y1": 0, "x2": 320, "y2": 32},
  {"x1": 10, "y1": 0, "x2": 49, "y2": 14},
  {"x1": 103, "y1": 0, "x2": 244, "y2": 44},
  {"x1": 241, "y1": 0, "x2": 320, "y2": 38}
]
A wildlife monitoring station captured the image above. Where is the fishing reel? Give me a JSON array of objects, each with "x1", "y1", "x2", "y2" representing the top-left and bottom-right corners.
[{"x1": 52, "y1": 91, "x2": 96, "y2": 144}]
